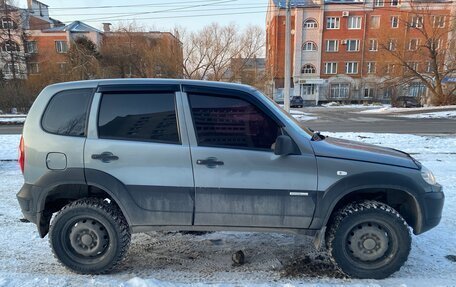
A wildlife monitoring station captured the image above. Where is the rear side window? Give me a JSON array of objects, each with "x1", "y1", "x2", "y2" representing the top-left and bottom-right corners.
[
  {"x1": 42, "y1": 89, "x2": 93, "y2": 137},
  {"x1": 188, "y1": 93, "x2": 280, "y2": 150},
  {"x1": 98, "y1": 93, "x2": 180, "y2": 144}
]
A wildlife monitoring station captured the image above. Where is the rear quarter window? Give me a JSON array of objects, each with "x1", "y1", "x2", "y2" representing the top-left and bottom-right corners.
[{"x1": 41, "y1": 89, "x2": 94, "y2": 137}]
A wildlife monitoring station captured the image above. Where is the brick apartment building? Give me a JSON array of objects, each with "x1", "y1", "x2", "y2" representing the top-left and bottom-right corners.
[
  {"x1": 266, "y1": 0, "x2": 456, "y2": 105},
  {"x1": 1, "y1": 0, "x2": 183, "y2": 80}
]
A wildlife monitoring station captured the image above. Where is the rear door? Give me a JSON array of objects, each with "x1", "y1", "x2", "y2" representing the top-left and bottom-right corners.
[
  {"x1": 182, "y1": 87, "x2": 318, "y2": 229},
  {"x1": 84, "y1": 85, "x2": 195, "y2": 226}
]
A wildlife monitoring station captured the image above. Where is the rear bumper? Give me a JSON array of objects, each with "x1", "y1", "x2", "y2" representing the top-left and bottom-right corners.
[
  {"x1": 415, "y1": 184, "x2": 444, "y2": 235},
  {"x1": 17, "y1": 183, "x2": 40, "y2": 224}
]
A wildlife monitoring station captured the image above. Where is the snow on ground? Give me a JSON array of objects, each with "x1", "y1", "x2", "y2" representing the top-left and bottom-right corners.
[
  {"x1": 0, "y1": 135, "x2": 20, "y2": 160},
  {"x1": 322, "y1": 102, "x2": 389, "y2": 109},
  {"x1": 359, "y1": 105, "x2": 456, "y2": 115},
  {"x1": 397, "y1": 110, "x2": 456, "y2": 119},
  {"x1": 0, "y1": 133, "x2": 455, "y2": 286},
  {"x1": 0, "y1": 115, "x2": 26, "y2": 124},
  {"x1": 290, "y1": 110, "x2": 317, "y2": 121}
]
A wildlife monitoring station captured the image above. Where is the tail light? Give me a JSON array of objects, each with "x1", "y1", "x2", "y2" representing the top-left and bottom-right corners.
[{"x1": 19, "y1": 135, "x2": 25, "y2": 174}]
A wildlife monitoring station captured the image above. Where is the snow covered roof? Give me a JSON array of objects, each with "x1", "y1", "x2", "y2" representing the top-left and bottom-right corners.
[{"x1": 43, "y1": 21, "x2": 102, "y2": 33}]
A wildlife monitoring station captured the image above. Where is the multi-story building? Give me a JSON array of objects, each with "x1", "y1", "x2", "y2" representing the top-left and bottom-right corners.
[{"x1": 266, "y1": 0, "x2": 455, "y2": 105}]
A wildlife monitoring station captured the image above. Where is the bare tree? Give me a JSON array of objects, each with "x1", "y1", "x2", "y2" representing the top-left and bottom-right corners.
[
  {"x1": 378, "y1": 3, "x2": 456, "y2": 105},
  {"x1": 67, "y1": 36, "x2": 101, "y2": 80},
  {"x1": 180, "y1": 23, "x2": 266, "y2": 83}
]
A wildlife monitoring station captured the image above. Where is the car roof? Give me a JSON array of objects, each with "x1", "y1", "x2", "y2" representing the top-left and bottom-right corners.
[{"x1": 46, "y1": 78, "x2": 258, "y2": 94}]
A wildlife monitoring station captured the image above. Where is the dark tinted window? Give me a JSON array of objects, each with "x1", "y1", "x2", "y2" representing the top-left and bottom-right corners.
[
  {"x1": 98, "y1": 93, "x2": 179, "y2": 143},
  {"x1": 42, "y1": 89, "x2": 93, "y2": 136},
  {"x1": 188, "y1": 93, "x2": 279, "y2": 150}
]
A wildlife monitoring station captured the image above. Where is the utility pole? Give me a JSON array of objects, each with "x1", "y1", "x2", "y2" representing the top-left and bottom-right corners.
[{"x1": 283, "y1": 0, "x2": 291, "y2": 112}]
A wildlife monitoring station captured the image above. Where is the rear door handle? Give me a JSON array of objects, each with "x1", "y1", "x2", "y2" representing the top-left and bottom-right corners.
[
  {"x1": 91, "y1": 152, "x2": 119, "y2": 163},
  {"x1": 196, "y1": 157, "x2": 224, "y2": 168}
]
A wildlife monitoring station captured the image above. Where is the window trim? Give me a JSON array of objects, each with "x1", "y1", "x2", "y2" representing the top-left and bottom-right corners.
[
  {"x1": 186, "y1": 91, "x2": 284, "y2": 153},
  {"x1": 303, "y1": 18, "x2": 318, "y2": 29},
  {"x1": 346, "y1": 39, "x2": 360, "y2": 52},
  {"x1": 40, "y1": 88, "x2": 95, "y2": 138},
  {"x1": 55, "y1": 40, "x2": 68, "y2": 54},
  {"x1": 347, "y1": 16, "x2": 362, "y2": 30},
  {"x1": 326, "y1": 39, "x2": 339, "y2": 52},
  {"x1": 96, "y1": 91, "x2": 182, "y2": 145},
  {"x1": 324, "y1": 62, "x2": 338, "y2": 74},
  {"x1": 302, "y1": 41, "x2": 317, "y2": 51},
  {"x1": 326, "y1": 17, "x2": 340, "y2": 29}
]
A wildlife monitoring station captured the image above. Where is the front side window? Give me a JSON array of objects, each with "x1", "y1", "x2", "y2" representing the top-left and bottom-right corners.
[
  {"x1": 188, "y1": 93, "x2": 280, "y2": 151},
  {"x1": 326, "y1": 17, "x2": 340, "y2": 29},
  {"x1": 55, "y1": 41, "x2": 68, "y2": 53},
  {"x1": 98, "y1": 93, "x2": 179, "y2": 143},
  {"x1": 42, "y1": 89, "x2": 93, "y2": 136},
  {"x1": 348, "y1": 16, "x2": 362, "y2": 29}
]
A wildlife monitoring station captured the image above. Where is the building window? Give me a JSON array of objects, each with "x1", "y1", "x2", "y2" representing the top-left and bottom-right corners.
[
  {"x1": 345, "y1": 62, "x2": 358, "y2": 74},
  {"x1": 410, "y1": 16, "x2": 423, "y2": 28},
  {"x1": 346, "y1": 40, "x2": 360, "y2": 52},
  {"x1": 303, "y1": 41, "x2": 317, "y2": 51},
  {"x1": 391, "y1": 0, "x2": 399, "y2": 6},
  {"x1": 429, "y1": 39, "x2": 442, "y2": 50},
  {"x1": 369, "y1": 39, "x2": 378, "y2": 51},
  {"x1": 388, "y1": 39, "x2": 397, "y2": 51},
  {"x1": 302, "y1": 84, "x2": 316, "y2": 96},
  {"x1": 348, "y1": 16, "x2": 362, "y2": 29},
  {"x1": 367, "y1": 62, "x2": 376, "y2": 74},
  {"x1": 408, "y1": 39, "x2": 419, "y2": 51},
  {"x1": 374, "y1": 0, "x2": 384, "y2": 7},
  {"x1": 426, "y1": 62, "x2": 433, "y2": 73},
  {"x1": 324, "y1": 62, "x2": 337, "y2": 74},
  {"x1": 1, "y1": 40, "x2": 20, "y2": 52},
  {"x1": 364, "y1": 88, "x2": 376, "y2": 98},
  {"x1": 55, "y1": 41, "x2": 68, "y2": 53},
  {"x1": 0, "y1": 17, "x2": 15, "y2": 29},
  {"x1": 26, "y1": 41, "x2": 38, "y2": 54},
  {"x1": 304, "y1": 19, "x2": 318, "y2": 29},
  {"x1": 391, "y1": 16, "x2": 399, "y2": 28},
  {"x1": 326, "y1": 40, "x2": 339, "y2": 52},
  {"x1": 406, "y1": 62, "x2": 419, "y2": 72},
  {"x1": 386, "y1": 63, "x2": 396, "y2": 74},
  {"x1": 409, "y1": 83, "x2": 426, "y2": 98},
  {"x1": 57, "y1": 62, "x2": 68, "y2": 72},
  {"x1": 326, "y1": 17, "x2": 340, "y2": 29},
  {"x1": 28, "y1": 63, "x2": 39, "y2": 74},
  {"x1": 330, "y1": 83, "x2": 350, "y2": 99},
  {"x1": 301, "y1": 64, "x2": 316, "y2": 74},
  {"x1": 370, "y1": 16, "x2": 380, "y2": 29},
  {"x1": 432, "y1": 16, "x2": 445, "y2": 28},
  {"x1": 3, "y1": 63, "x2": 20, "y2": 75}
]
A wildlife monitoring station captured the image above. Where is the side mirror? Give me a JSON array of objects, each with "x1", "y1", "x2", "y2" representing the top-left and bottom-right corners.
[{"x1": 274, "y1": 135, "x2": 295, "y2": 156}]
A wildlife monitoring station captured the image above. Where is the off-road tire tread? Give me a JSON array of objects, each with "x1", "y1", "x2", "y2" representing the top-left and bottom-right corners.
[
  {"x1": 49, "y1": 197, "x2": 131, "y2": 274},
  {"x1": 326, "y1": 200, "x2": 411, "y2": 279}
]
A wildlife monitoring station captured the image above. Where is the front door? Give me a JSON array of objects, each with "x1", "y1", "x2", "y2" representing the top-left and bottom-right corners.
[
  {"x1": 183, "y1": 90, "x2": 318, "y2": 229},
  {"x1": 84, "y1": 87, "x2": 194, "y2": 226}
]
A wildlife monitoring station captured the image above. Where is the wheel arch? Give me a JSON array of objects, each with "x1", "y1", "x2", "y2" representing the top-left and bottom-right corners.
[{"x1": 311, "y1": 172, "x2": 424, "y2": 234}]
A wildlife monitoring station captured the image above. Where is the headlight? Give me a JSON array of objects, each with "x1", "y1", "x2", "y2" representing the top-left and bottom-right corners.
[{"x1": 421, "y1": 165, "x2": 436, "y2": 185}]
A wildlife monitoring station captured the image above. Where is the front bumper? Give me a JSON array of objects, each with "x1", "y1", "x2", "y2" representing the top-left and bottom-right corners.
[{"x1": 415, "y1": 184, "x2": 444, "y2": 235}]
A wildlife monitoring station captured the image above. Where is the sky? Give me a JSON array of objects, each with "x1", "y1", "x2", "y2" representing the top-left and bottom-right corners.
[{"x1": 18, "y1": 0, "x2": 269, "y2": 32}]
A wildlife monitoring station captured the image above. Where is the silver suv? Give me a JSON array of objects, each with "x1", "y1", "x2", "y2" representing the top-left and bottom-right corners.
[{"x1": 17, "y1": 79, "x2": 444, "y2": 279}]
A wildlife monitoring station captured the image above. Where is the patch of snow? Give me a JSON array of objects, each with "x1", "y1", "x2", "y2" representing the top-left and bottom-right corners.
[
  {"x1": 0, "y1": 133, "x2": 455, "y2": 286},
  {"x1": 291, "y1": 110, "x2": 317, "y2": 121},
  {"x1": 0, "y1": 118, "x2": 26, "y2": 124},
  {"x1": 398, "y1": 110, "x2": 456, "y2": 119},
  {"x1": 322, "y1": 102, "x2": 389, "y2": 109},
  {"x1": 359, "y1": 105, "x2": 456, "y2": 114},
  {"x1": 0, "y1": 134, "x2": 20, "y2": 160}
]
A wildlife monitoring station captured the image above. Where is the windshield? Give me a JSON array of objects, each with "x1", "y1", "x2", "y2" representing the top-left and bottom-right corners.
[{"x1": 255, "y1": 90, "x2": 314, "y2": 137}]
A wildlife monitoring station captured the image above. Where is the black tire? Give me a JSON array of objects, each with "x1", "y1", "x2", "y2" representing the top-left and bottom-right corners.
[
  {"x1": 49, "y1": 198, "x2": 131, "y2": 274},
  {"x1": 326, "y1": 200, "x2": 411, "y2": 279}
]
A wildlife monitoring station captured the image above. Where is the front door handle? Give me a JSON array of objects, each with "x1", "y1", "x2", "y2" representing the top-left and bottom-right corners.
[
  {"x1": 91, "y1": 152, "x2": 119, "y2": 163},
  {"x1": 196, "y1": 157, "x2": 224, "y2": 168}
]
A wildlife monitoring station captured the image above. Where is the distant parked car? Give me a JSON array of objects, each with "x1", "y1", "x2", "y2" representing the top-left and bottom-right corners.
[
  {"x1": 395, "y1": 96, "x2": 422, "y2": 108},
  {"x1": 290, "y1": 96, "x2": 304, "y2": 108}
]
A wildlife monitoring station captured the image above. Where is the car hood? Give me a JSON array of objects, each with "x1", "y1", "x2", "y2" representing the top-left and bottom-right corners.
[{"x1": 311, "y1": 137, "x2": 419, "y2": 169}]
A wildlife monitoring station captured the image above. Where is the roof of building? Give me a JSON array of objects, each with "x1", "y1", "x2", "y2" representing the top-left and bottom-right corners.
[
  {"x1": 271, "y1": 0, "x2": 452, "y2": 6},
  {"x1": 43, "y1": 21, "x2": 102, "y2": 33}
]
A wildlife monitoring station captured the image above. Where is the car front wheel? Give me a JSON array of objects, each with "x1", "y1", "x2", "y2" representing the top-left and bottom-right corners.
[{"x1": 326, "y1": 200, "x2": 411, "y2": 279}]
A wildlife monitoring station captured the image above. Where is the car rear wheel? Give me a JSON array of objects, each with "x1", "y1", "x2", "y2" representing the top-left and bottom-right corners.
[
  {"x1": 49, "y1": 198, "x2": 131, "y2": 274},
  {"x1": 326, "y1": 200, "x2": 411, "y2": 279}
]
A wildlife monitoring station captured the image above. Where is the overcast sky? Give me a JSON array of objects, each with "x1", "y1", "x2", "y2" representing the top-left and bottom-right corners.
[{"x1": 18, "y1": 0, "x2": 268, "y2": 32}]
